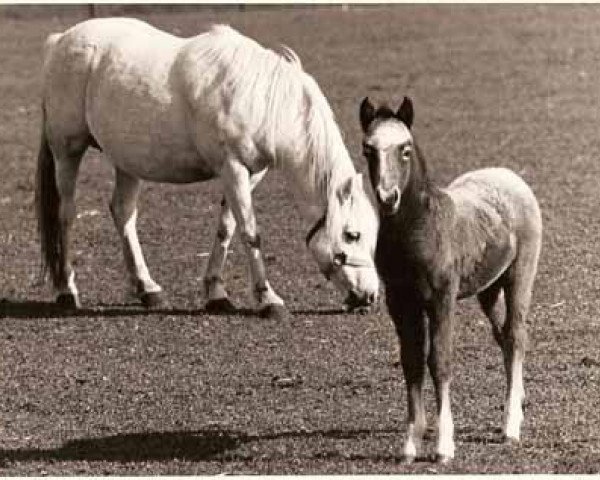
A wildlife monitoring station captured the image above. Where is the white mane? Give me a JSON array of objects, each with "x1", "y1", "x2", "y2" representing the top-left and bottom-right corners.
[{"x1": 187, "y1": 25, "x2": 357, "y2": 205}]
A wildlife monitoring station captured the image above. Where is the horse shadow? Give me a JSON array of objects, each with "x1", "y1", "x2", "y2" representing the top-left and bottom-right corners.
[
  {"x1": 0, "y1": 298, "x2": 354, "y2": 320},
  {"x1": 0, "y1": 427, "x2": 412, "y2": 466},
  {"x1": 0, "y1": 298, "x2": 256, "y2": 320}
]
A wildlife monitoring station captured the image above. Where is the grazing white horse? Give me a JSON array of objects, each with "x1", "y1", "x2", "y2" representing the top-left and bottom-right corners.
[{"x1": 36, "y1": 18, "x2": 379, "y2": 317}]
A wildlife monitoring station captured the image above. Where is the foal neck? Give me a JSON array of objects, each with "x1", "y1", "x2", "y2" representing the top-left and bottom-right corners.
[{"x1": 399, "y1": 139, "x2": 436, "y2": 213}]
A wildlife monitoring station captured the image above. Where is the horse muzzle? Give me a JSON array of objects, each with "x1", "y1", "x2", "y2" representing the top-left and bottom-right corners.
[
  {"x1": 375, "y1": 185, "x2": 400, "y2": 216},
  {"x1": 344, "y1": 289, "x2": 377, "y2": 312}
]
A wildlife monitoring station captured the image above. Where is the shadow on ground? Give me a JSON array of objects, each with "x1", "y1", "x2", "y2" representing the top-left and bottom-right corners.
[
  {"x1": 0, "y1": 298, "x2": 349, "y2": 319},
  {"x1": 0, "y1": 426, "x2": 504, "y2": 466},
  {"x1": 0, "y1": 298, "x2": 256, "y2": 319},
  {"x1": 0, "y1": 428, "x2": 396, "y2": 464}
]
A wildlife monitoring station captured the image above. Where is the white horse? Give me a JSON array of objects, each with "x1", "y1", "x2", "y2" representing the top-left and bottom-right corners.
[{"x1": 36, "y1": 18, "x2": 379, "y2": 317}]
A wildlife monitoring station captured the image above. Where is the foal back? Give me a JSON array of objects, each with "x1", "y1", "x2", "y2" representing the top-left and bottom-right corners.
[{"x1": 445, "y1": 167, "x2": 542, "y2": 299}]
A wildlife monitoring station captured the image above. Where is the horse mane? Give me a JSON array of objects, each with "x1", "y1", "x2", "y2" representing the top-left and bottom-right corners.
[{"x1": 192, "y1": 25, "x2": 356, "y2": 204}]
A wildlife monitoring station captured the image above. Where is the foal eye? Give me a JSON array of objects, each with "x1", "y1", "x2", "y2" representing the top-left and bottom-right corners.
[
  {"x1": 344, "y1": 230, "x2": 361, "y2": 243},
  {"x1": 400, "y1": 146, "x2": 412, "y2": 162}
]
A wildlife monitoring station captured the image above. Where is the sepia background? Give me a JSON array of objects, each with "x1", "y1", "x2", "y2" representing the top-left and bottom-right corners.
[{"x1": 0, "y1": 4, "x2": 599, "y2": 474}]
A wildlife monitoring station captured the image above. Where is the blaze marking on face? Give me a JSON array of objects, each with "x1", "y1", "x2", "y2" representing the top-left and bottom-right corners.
[{"x1": 367, "y1": 120, "x2": 412, "y2": 151}]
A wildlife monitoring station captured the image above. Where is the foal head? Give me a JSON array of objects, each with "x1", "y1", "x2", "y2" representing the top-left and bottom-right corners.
[
  {"x1": 359, "y1": 96, "x2": 417, "y2": 217},
  {"x1": 306, "y1": 173, "x2": 379, "y2": 310}
]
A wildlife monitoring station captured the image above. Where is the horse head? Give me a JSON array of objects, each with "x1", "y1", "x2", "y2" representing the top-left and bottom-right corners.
[
  {"x1": 306, "y1": 173, "x2": 379, "y2": 310},
  {"x1": 359, "y1": 96, "x2": 416, "y2": 217}
]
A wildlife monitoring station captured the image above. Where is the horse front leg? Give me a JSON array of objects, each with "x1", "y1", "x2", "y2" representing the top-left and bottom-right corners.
[
  {"x1": 220, "y1": 159, "x2": 286, "y2": 319},
  {"x1": 204, "y1": 169, "x2": 268, "y2": 314},
  {"x1": 110, "y1": 168, "x2": 163, "y2": 307},
  {"x1": 427, "y1": 281, "x2": 458, "y2": 463},
  {"x1": 394, "y1": 300, "x2": 428, "y2": 463}
]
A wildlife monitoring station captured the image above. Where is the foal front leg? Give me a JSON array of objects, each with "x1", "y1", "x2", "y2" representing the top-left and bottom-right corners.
[
  {"x1": 395, "y1": 301, "x2": 428, "y2": 463},
  {"x1": 427, "y1": 283, "x2": 458, "y2": 463},
  {"x1": 220, "y1": 159, "x2": 285, "y2": 318},
  {"x1": 110, "y1": 168, "x2": 163, "y2": 307}
]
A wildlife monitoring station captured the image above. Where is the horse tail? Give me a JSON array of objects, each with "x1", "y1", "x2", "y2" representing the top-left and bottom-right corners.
[{"x1": 35, "y1": 104, "x2": 61, "y2": 286}]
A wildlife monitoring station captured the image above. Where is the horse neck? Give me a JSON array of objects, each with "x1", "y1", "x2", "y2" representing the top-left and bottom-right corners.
[{"x1": 284, "y1": 103, "x2": 357, "y2": 220}]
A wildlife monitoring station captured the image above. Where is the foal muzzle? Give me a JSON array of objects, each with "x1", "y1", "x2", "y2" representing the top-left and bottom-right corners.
[{"x1": 376, "y1": 185, "x2": 400, "y2": 216}]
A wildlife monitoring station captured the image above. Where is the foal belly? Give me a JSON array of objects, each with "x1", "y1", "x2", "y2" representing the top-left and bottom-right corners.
[{"x1": 457, "y1": 232, "x2": 517, "y2": 299}]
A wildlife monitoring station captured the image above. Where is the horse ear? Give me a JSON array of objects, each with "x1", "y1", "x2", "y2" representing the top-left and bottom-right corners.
[
  {"x1": 353, "y1": 173, "x2": 364, "y2": 190},
  {"x1": 337, "y1": 176, "x2": 354, "y2": 203},
  {"x1": 396, "y1": 96, "x2": 414, "y2": 129},
  {"x1": 359, "y1": 97, "x2": 376, "y2": 133}
]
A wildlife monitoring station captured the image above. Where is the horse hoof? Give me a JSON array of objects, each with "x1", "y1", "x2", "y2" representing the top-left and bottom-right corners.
[
  {"x1": 259, "y1": 304, "x2": 288, "y2": 320},
  {"x1": 140, "y1": 291, "x2": 165, "y2": 308},
  {"x1": 435, "y1": 454, "x2": 452, "y2": 465},
  {"x1": 402, "y1": 455, "x2": 416, "y2": 465},
  {"x1": 56, "y1": 293, "x2": 80, "y2": 309},
  {"x1": 205, "y1": 297, "x2": 237, "y2": 314}
]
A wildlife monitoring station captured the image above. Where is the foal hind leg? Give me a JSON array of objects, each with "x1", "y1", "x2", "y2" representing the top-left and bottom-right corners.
[
  {"x1": 109, "y1": 168, "x2": 163, "y2": 307},
  {"x1": 501, "y1": 260, "x2": 536, "y2": 442},
  {"x1": 478, "y1": 279, "x2": 506, "y2": 350},
  {"x1": 204, "y1": 170, "x2": 267, "y2": 313},
  {"x1": 220, "y1": 160, "x2": 285, "y2": 318}
]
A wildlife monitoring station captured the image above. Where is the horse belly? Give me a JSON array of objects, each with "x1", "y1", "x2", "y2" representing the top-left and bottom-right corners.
[
  {"x1": 87, "y1": 55, "x2": 218, "y2": 183},
  {"x1": 457, "y1": 231, "x2": 516, "y2": 299}
]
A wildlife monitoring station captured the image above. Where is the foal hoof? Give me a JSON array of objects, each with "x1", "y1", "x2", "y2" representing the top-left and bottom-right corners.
[
  {"x1": 503, "y1": 435, "x2": 520, "y2": 446},
  {"x1": 205, "y1": 297, "x2": 237, "y2": 314},
  {"x1": 56, "y1": 293, "x2": 80, "y2": 310},
  {"x1": 140, "y1": 291, "x2": 165, "y2": 308},
  {"x1": 259, "y1": 304, "x2": 288, "y2": 320},
  {"x1": 402, "y1": 455, "x2": 416, "y2": 465},
  {"x1": 435, "y1": 454, "x2": 452, "y2": 465}
]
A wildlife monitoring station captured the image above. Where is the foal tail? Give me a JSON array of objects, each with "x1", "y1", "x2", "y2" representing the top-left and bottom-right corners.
[{"x1": 35, "y1": 105, "x2": 61, "y2": 286}]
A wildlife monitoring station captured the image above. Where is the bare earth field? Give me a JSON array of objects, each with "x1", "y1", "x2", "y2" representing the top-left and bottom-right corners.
[{"x1": 1, "y1": 5, "x2": 599, "y2": 474}]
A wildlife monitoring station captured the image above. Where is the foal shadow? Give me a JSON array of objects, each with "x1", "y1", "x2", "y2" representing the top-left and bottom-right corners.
[
  {"x1": 0, "y1": 427, "x2": 418, "y2": 466},
  {"x1": 0, "y1": 298, "x2": 255, "y2": 320}
]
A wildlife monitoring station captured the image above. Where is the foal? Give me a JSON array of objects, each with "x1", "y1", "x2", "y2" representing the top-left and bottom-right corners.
[{"x1": 359, "y1": 97, "x2": 542, "y2": 462}]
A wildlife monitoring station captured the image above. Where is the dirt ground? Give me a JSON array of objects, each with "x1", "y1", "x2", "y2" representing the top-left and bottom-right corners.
[{"x1": 1, "y1": 5, "x2": 599, "y2": 474}]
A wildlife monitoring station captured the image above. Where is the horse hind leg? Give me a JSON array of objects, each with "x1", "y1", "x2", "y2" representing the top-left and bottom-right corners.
[
  {"x1": 109, "y1": 168, "x2": 163, "y2": 307},
  {"x1": 36, "y1": 127, "x2": 86, "y2": 308}
]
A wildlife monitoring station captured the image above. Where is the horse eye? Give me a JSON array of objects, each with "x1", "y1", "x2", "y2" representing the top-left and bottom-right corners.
[{"x1": 344, "y1": 231, "x2": 361, "y2": 243}]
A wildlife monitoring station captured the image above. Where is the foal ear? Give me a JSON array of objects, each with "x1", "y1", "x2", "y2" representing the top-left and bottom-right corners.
[
  {"x1": 396, "y1": 96, "x2": 414, "y2": 129},
  {"x1": 359, "y1": 97, "x2": 376, "y2": 133}
]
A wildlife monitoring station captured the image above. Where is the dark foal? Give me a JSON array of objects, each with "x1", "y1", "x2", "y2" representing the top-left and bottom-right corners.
[{"x1": 359, "y1": 96, "x2": 542, "y2": 463}]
